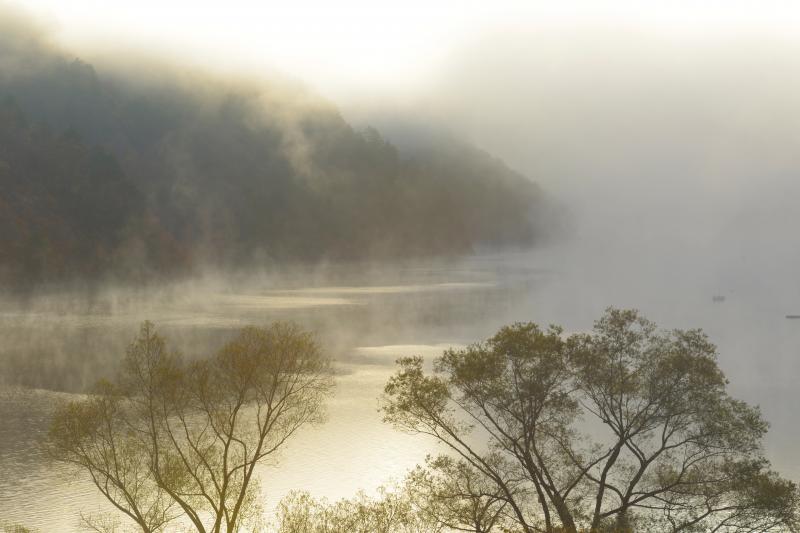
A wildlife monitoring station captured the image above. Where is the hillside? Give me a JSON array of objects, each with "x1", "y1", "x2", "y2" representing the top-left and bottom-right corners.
[{"x1": 0, "y1": 19, "x2": 557, "y2": 285}]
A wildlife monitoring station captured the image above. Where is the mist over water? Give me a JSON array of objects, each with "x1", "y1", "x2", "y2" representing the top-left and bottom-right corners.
[
  {"x1": 2, "y1": 3, "x2": 800, "y2": 531},
  {"x1": 2, "y1": 246, "x2": 799, "y2": 530},
  {"x1": 0, "y1": 254, "x2": 530, "y2": 529},
  {"x1": 343, "y1": 28, "x2": 800, "y2": 469}
]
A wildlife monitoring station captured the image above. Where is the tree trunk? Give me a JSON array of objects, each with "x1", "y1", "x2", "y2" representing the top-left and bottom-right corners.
[
  {"x1": 552, "y1": 498, "x2": 577, "y2": 533},
  {"x1": 614, "y1": 509, "x2": 632, "y2": 532}
]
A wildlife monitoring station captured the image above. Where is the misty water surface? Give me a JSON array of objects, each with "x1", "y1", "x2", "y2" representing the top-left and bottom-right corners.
[{"x1": 1, "y1": 244, "x2": 799, "y2": 531}]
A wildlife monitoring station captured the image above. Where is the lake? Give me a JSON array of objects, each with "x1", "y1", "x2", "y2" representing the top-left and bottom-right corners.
[{"x1": 1, "y1": 245, "x2": 798, "y2": 530}]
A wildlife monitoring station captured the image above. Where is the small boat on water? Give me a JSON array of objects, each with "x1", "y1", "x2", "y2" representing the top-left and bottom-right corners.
[{"x1": 787, "y1": 315, "x2": 800, "y2": 319}]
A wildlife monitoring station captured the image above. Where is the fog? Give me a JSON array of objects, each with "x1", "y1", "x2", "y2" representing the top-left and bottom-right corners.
[
  {"x1": 348, "y1": 27, "x2": 800, "y2": 232},
  {"x1": 374, "y1": 26, "x2": 800, "y2": 484},
  {"x1": 2, "y1": 2, "x2": 800, "y2": 530},
  {"x1": 341, "y1": 25, "x2": 800, "y2": 393},
  {"x1": 394, "y1": 16, "x2": 791, "y2": 463}
]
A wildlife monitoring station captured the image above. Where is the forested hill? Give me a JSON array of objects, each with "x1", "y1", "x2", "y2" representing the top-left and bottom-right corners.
[{"x1": 0, "y1": 21, "x2": 559, "y2": 285}]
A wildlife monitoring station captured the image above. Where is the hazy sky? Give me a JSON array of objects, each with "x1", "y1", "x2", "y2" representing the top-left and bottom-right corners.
[{"x1": 14, "y1": 0, "x2": 800, "y2": 96}]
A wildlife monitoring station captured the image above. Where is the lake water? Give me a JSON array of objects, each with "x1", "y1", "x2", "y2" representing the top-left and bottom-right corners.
[{"x1": 1, "y1": 246, "x2": 798, "y2": 531}]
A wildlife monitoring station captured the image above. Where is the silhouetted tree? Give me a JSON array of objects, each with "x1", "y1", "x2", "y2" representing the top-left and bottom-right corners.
[{"x1": 382, "y1": 308, "x2": 800, "y2": 533}]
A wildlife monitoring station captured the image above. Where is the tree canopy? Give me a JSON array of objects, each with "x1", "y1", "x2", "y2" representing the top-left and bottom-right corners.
[
  {"x1": 382, "y1": 308, "x2": 800, "y2": 533},
  {"x1": 47, "y1": 321, "x2": 334, "y2": 533}
]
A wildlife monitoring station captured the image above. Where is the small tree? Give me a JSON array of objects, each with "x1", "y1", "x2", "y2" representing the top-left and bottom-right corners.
[
  {"x1": 406, "y1": 456, "x2": 511, "y2": 533},
  {"x1": 48, "y1": 321, "x2": 334, "y2": 533},
  {"x1": 276, "y1": 486, "x2": 441, "y2": 533},
  {"x1": 1, "y1": 523, "x2": 38, "y2": 533},
  {"x1": 276, "y1": 461, "x2": 509, "y2": 533},
  {"x1": 382, "y1": 308, "x2": 799, "y2": 533}
]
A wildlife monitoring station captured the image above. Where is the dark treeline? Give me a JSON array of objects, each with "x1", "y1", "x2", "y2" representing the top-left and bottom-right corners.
[
  {"x1": 0, "y1": 99, "x2": 186, "y2": 283},
  {"x1": 0, "y1": 14, "x2": 560, "y2": 286}
]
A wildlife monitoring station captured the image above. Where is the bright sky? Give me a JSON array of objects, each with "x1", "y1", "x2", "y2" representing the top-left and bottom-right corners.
[{"x1": 15, "y1": 0, "x2": 800, "y2": 95}]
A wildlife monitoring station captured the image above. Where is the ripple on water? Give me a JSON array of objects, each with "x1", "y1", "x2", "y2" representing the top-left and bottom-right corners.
[
  {"x1": 0, "y1": 388, "x2": 117, "y2": 531},
  {"x1": 355, "y1": 343, "x2": 465, "y2": 359},
  {"x1": 215, "y1": 294, "x2": 358, "y2": 309},
  {"x1": 273, "y1": 282, "x2": 495, "y2": 295}
]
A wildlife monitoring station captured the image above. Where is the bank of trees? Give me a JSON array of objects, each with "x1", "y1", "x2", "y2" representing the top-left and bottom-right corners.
[
  {"x1": 46, "y1": 310, "x2": 799, "y2": 532},
  {"x1": 1, "y1": 13, "x2": 557, "y2": 285},
  {"x1": 0, "y1": 99, "x2": 182, "y2": 284}
]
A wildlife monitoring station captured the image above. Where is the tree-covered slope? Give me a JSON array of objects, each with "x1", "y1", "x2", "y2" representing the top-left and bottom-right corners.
[
  {"x1": 0, "y1": 99, "x2": 188, "y2": 284},
  {"x1": 0, "y1": 16, "x2": 558, "y2": 284}
]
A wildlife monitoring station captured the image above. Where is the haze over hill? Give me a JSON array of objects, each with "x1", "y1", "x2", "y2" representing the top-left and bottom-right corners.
[{"x1": 0, "y1": 7, "x2": 562, "y2": 287}]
